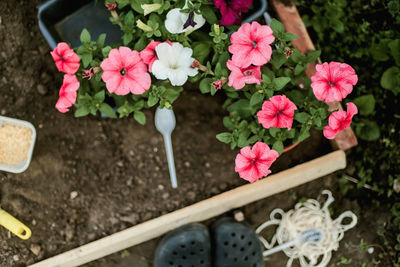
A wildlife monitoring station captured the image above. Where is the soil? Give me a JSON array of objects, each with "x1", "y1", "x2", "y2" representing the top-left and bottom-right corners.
[{"x1": 0, "y1": 1, "x2": 392, "y2": 267}]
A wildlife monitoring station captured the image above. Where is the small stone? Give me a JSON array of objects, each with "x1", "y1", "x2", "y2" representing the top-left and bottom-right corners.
[
  {"x1": 38, "y1": 124, "x2": 43, "y2": 129},
  {"x1": 205, "y1": 172, "x2": 213, "y2": 178},
  {"x1": 211, "y1": 187, "x2": 219, "y2": 194},
  {"x1": 129, "y1": 150, "x2": 134, "y2": 156},
  {"x1": 0, "y1": 51, "x2": 6, "y2": 59},
  {"x1": 368, "y1": 247, "x2": 374, "y2": 254},
  {"x1": 219, "y1": 183, "x2": 228, "y2": 191},
  {"x1": 1, "y1": 77, "x2": 7, "y2": 84},
  {"x1": 117, "y1": 161, "x2": 124, "y2": 167},
  {"x1": 205, "y1": 162, "x2": 210, "y2": 168},
  {"x1": 153, "y1": 147, "x2": 158, "y2": 152},
  {"x1": 1, "y1": 109, "x2": 6, "y2": 115},
  {"x1": 32, "y1": 219, "x2": 37, "y2": 226},
  {"x1": 158, "y1": 184, "x2": 164, "y2": 190},
  {"x1": 233, "y1": 210, "x2": 245, "y2": 222},
  {"x1": 394, "y1": 179, "x2": 400, "y2": 194},
  {"x1": 126, "y1": 178, "x2": 133, "y2": 186},
  {"x1": 13, "y1": 255, "x2": 19, "y2": 261},
  {"x1": 70, "y1": 191, "x2": 78, "y2": 200},
  {"x1": 187, "y1": 191, "x2": 196, "y2": 201},
  {"x1": 184, "y1": 161, "x2": 191, "y2": 168},
  {"x1": 120, "y1": 213, "x2": 139, "y2": 225},
  {"x1": 65, "y1": 225, "x2": 74, "y2": 242},
  {"x1": 162, "y1": 193, "x2": 170, "y2": 199},
  {"x1": 142, "y1": 212, "x2": 153, "y2": 221},
  {"x1": 30, "y1": 244, "x2": 41, "y2": 256},
  {"x1": 36, "y1": 84, "x2": 47, "y2": 95}
]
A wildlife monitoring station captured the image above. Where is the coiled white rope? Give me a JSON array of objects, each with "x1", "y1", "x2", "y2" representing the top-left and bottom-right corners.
[{"x1": 256, "y1": 190, "x2": 357, "y2": 267}]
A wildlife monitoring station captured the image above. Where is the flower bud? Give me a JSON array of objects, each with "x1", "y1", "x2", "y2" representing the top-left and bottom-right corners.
[
  {"x1": 141, "y1": 3, "x2": 162, "y2": 16},
  {"x1": 136, "y1": 19, "x2": 153, "y2": 32}
]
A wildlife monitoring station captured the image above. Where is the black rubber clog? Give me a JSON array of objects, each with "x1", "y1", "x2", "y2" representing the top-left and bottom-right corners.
[
  {"x1": 211, "y1": 217, "x2": 264, "y2": 267},
  {"x1": 154, "y1": 223, "x2": 211, "y2": 267}
]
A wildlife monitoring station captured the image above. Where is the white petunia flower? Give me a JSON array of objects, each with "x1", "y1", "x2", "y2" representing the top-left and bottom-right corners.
[
  {"x1": 165, "y1": 8, "x2": 205, "y2": 35},
  {"x1": 151, "y1": 42, "x2": 198, "y2": 86}
]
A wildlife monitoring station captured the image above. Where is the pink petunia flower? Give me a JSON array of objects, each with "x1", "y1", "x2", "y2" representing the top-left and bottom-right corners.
[
  {"x1": 311, "y1": 62, "x2": 358, "y2": 103},
  {"x1": 140, "y1": 40, "x2": 172, "y2": 72},
  {"x1": 323, "y1": 102, "x2": 358, "y2": 139},
  {"x1": 55, "y1": 74, "x2": 80, "y2": 113},
  {"x1": 229, "y1": 21, "x2": 275, "y2": 68},
  {"x1": 101, "y1": 46, "x2": 151, "y2": 95},
  {"x1": 214, "y1": 0, "x2": 253, "y2": 26},
  {"x1": 235, "y1": 142, "x2": 279, "y2": 183},
  {"x1": 50, "y1": 42, "x2": 80, "y2": 74},
  {"x1": 227, "y1": 60, "x2": 262, "y2": 90},
  {"x1": 257, "y1": 95, "x2": 297, "y2": 130}
]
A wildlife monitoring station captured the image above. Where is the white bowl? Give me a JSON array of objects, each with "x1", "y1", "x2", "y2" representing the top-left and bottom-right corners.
[{"x1": 0, "y1": 116, "x2": 36, "y2": 173}]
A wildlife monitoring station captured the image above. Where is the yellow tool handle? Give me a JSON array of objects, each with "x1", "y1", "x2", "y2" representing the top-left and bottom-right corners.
[{"x1": 0, "y1": 208, "x2": 31, "y2": 240}]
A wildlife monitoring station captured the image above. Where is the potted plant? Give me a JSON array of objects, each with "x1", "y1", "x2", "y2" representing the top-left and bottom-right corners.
[{"x1": 49, "y1": 0, "x2": 358, "y2": 183}]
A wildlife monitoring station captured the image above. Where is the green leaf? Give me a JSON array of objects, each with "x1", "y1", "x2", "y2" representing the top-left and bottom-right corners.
[
  {"x1": 134, "y1": 111, "x2": 146, "y2": 125},
  {"x1": 273, "y1": 77, "x2": 291, "y2": 90},
  {"x1": 388, "y1": 39, "x2": 400, "y2": 66},
  {"x1": 295, "y1": 112, "x2": 310, "y2": 123},
  {"x1": 305, "y1": 50, "x2": 321, "y2": 63},
  {"x1": 75, "y1": 106, "x2": 90, "y2": 117},
  {"x1": 227, "y1": 99, "x2": 253, "y2": 118},
  {"x1": 96, "y1": 33, "x2": 106, "y2": 49},
  {"x1": 124, "y1": 11, "x2": 135, "y2": 25},
  {"x1": 282, "y1": 32, "x2": 298, "y2": 41},
  {"x1": 297, "y1": 126, "x2": 311, "y2": 142},
  {"x1": 250, "y1": 92, "x2": 264, "y2": 106},
  {"x1": 134, "y1": 35, "x2": 147, "y2": 51},
  {"x1": 80, "y1": 29, "x2": 91, "y2": 43},
  {"x1": 294, "y1": 64, "x2": 305, "y2": 75},
  {"x1": 199, "y1": 78, "x2": 212, "y2": 94},
  {"x1": 99, "y1": 103, "x2": 117, "y2": 118},
  {"x1": 237, "y1": 135, "x2": 249, "y2": 148},
  {"x1": 216, "y1": 132, "x2": 232, "y2": 143},
  {"x1": 192, "y1": 42, "x2": 211, "y2": 64},
  {"x1": 94, "y1": 90, "x2": 105, "y2": 102},
  {"x1": 147, "y1": 95, "x2": 158, "y2": 107},
  {"x1": 122, "y1": 33, "x2": 133, "y2": 45},
  {"x1": 102, "y1": 46, "x2": 112, "y2": 58},
  {"x1": 81, "y1": 52, "x2": 93, "y2": 68},
  {"x1": 269, "y1": 127, "x2": 280, "y2": 137},
  {"x1": 272, "y1": 140, "x2": 284, "y2": 154},
  {"x1": 270, "y1": 18, "x2": 285, "y2": 34},
  {"x1": 355, "y1": 120, "x2": 380, "y2": 141},
  {"x1": 223, "y1": 116, "x2": 234, "y2": 130},
  {"x1": 381, "y1": 66, "x2": 400, "y2": 95},
  {"x1": 370, "y1": 39, "x2": 391, "y2": 62},
  {"x1": 270, "y1": 50, "x2": 287, "y2": 69},
  {"x1": 353, "y1": 94, "x2": 375, "y2": 116},
  {"x1": 200, "y1": 5, "x2": 218, "y2": 24}
]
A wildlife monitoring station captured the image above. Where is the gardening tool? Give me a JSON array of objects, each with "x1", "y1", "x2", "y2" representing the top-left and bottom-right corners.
[
  {"x1": 0, "y1": 207, "x2": 31, "y2": 239},
  {"x1": 262, "y1": 228, "x2": 323, "y2": 257},
  {"x1": 155, "y1": 107, "x2": 178, "y2": 188}
]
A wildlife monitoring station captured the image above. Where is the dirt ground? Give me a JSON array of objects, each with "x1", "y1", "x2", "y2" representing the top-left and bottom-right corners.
[{"x1": 0, "y1": 0, "x2": 392, "y2": 266}]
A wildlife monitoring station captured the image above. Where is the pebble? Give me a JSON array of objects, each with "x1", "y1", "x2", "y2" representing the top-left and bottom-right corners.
[
  {"x1": 187, "y1": 191, "x2": 196, "y2": 201},
  {"x1": 36, "y1": 84, "x2": 47, "y2": 95},
  {"x1": 153, "y1": 147, "x2": 158, "y2": 152},
  {"x1": 117, "y1": 161, "x2": 124, "y2": 167},
  {"x1": 13, "y1": 255, "x2": 19, "y2": 261},
  {"x1": 0, "y1": 52, "x2": 6, "y2": 59},
  {"x1": 1, "y1": 77, "x2": 7, "y2": 83},
  {"x1": 162, "y1": 192, "x2": 169, "y2": 199},
  {"x1": 219, "y1": 183, "x2": 228, "y2": 191},
  {"x1": 394, "y1": 179, "x2": 400, "y2": 193},
  {"x1": 129, "y1": 150, "x2": 134, "y2": 156},
  {"x1": 32, "y1": 219, "x2": 36, "y2": 226},
  {"x1": 30, "y1": 244, "x2": 41, "y2": 256},
  {"x1": 184, "y1": 161, "x2": 191, "y2": 167},
  {"x1": 38, "y1": 124, "x2": 43, "y2": 129},
  {"x1": 1, "y1": 109, "x2": 6, "y2": 115},
  {"x1": 70, "y1": 191, "x2": 78, "y2": 200},
  {"x1": 158, "y1": 184, "x2": 164, "y2": 190},
  {"x1": 205, "y1": 162, "x2": 210, "y2": 168},
  {"x1": 120, "y1": 213, "x2": 139, "y2": 225}
]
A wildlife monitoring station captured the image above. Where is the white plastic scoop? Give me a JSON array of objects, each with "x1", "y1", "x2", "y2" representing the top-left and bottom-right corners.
[
  {"x1": 263, "y1": 228, "x2": 324, "y2": 257},
  {"x1": 155, "y1": 107, "x2": 178, "y2": 188}
]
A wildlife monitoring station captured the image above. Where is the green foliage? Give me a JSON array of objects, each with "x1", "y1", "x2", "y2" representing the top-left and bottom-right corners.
[{"x1": 297, "y1": 0, "x2": 400, "y2": 264}]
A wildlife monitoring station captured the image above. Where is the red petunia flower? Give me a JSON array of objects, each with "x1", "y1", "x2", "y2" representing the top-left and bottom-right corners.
[
  {"x1": 311, "y1": 62, "x2": 358, "y2": 103},
  {"x1": 323, "y1": 102, "x2": 358, "y2": 139},
  {"x1": 227, "y1": 60, "x2": 262, "y2": 89},
  {"x1": 55, "y1": 74, "x2": 80, "y2": 113},
  {"x1": 50, "y1": 42, "x2": 80, "y2": 74},
  {"x1": 235, "y1": 142, "x2": 279, "y2": 183},
  {"x1": 229, "y1": 21, "x2": 275, "y2": 68},
  {"x1": 101, "y1": 47, "x2": 151, "y2": 95},
  {"x1": 257, "y1": 95, "x2": 297, "y2": 130},
  {"x1": 214, "y1": 0, "x2": 253, "y2": 26}
]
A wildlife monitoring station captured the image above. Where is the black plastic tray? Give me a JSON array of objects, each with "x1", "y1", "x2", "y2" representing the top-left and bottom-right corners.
[{"x1": 38, "y1": 0, "x2": 122, "y2": 49}]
